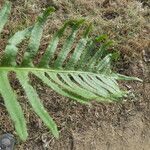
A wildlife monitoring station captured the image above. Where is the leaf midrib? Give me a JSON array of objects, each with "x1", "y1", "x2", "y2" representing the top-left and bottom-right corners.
[{"x1": 0, "y1": 67, "x2": 102, "y2": 76}]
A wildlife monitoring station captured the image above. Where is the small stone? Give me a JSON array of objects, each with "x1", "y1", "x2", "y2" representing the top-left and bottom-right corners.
[{"x1": 0, "y1": 134, "x2": 15, "y2": 150}]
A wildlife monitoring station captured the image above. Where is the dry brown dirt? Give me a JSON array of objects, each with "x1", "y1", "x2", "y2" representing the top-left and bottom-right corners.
[{"x1": 0, "y1": 0, "x2": 150, "y2": 149}]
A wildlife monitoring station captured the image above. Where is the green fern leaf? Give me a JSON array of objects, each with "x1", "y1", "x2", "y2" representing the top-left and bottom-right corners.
[
  {"x1": 0, "y1": 2, "x2": 142, "y2": 141},
  {"x1": 0, "y1": 71, "x2": 28, "y2": 141}
]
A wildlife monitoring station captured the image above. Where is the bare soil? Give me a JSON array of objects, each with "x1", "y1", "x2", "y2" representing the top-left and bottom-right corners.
[{"x1": 0, "y1": 0, "x2": 150, "y2": 149}]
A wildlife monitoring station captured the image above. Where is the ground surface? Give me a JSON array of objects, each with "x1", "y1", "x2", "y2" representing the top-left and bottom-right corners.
[{"x1": 0, "y1": 0, "x2": 150, "y2": 149}]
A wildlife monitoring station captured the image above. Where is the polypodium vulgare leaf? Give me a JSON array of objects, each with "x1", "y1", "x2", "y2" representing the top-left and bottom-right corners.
[{"x1": 0, "y1": 1, "x2": 142, "y2": 141}]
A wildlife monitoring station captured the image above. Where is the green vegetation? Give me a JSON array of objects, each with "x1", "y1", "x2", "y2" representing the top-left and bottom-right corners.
[{"x1": 0, "y1": 1, "x2": 141, "y2": 141}]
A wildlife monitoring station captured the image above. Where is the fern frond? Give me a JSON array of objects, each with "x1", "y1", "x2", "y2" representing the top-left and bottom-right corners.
[
  {"x1": 0, "y1": 71, "x2": 28, "y2": 141},
  {"x1": 0, "y1": 2, "x2": 142, "y2": 141},
  {"x1": 1, "y1": 27, "x2": 32, "y2": 66},
  {"x1": 21, "y1": 7, "x2": 55, "y2": 67}
]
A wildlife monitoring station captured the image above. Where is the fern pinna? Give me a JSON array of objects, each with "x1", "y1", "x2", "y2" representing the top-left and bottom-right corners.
[{"x1": 0, "y1": 1, "x2": 141, "y2": 141}]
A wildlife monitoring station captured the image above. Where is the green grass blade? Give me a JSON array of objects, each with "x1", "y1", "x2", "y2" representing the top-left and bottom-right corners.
[
  {"x1": 0, "y1": 71, "x2": 28, "y2": 141},
  {"x1": 1, "y1": 27, "x2": 32, "y2": 66},
  {"x1": 21, "y1": 7, "x2": 55, "y2": 67},
  {"x1": 0, "y1": 1, "x2": 11, "y2": 34},
  {"x1": 16, "y1": 71, "x2": 59, "y2": 138}
]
